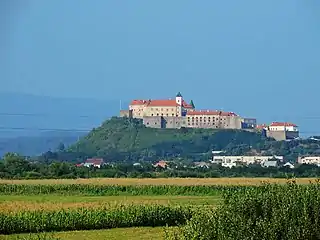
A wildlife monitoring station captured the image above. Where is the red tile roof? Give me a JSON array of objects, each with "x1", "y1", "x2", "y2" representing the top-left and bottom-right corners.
[
  {"x1": 130, "y1": 99, "x2": 180, "y2": 107},
  {"x1": 186, "y1": 110, "x2": 238, "y2": 116},
  {"x1": 147, "y1": 100, "x2": 180, "y2": 107},
  {"x1": 130, "y1": 100, "x2": 147, "y2": 105},
  {"x1": 256, "y1": 124, "x2": 268, "y2": 129},
  {"x1": 85, "y1": 158, "x2": 105, "y2": 165},
  {"x1": 154, "y1": 160, "x2": 168, "y2": 168},
  {"x1": 270, "y1": 122, "x2": 297, "y2": 127}
]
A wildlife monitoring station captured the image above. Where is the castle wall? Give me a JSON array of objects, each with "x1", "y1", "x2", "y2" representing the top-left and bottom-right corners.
[
  {"x1": 119, "y1": 110, "x2": 133, "y2": 118},
  {"x1": 266, "y1": 130, "x2": 299, "y2": 141},
  {"x1": 143, "y1": 106, "x2": 182, "y2": 118}
]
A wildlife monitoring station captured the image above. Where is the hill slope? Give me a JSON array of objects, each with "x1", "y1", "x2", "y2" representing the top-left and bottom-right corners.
[
  {"x1": 69, "y1": 117, "x2": 270, "y2": 161},
  {"x1": 0, "y1": 131, "x2": 86, "y2": 157}
]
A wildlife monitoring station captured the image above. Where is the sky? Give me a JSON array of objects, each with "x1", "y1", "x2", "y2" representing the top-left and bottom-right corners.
[{"x1": 1, "y1": 0, "x2": 320, "y2": 135}]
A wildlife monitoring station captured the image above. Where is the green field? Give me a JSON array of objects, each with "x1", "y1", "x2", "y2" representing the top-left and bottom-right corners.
[
  {"x1": 0, "y1": 227, "x2": 169, "y2": 240},
  {"x1": 0, "y1": 178, "x2": 320, "y2": 240}
]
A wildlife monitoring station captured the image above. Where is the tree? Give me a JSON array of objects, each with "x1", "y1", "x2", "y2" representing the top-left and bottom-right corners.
[
  {"x1": 3, "y1": 152, "x2": 30, "y2": 176},
  {"x1": 57, "y1": 142, "x2": 65, "y2": 152}
]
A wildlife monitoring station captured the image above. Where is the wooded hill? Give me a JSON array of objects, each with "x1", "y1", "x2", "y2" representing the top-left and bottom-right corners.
[{"x1": 68, "y1": 117, "x2": 273, "y2": 162}]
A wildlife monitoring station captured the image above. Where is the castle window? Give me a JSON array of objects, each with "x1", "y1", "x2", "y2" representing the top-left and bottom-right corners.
[
  {"x1": 166, "y1": 114, "x2": 169, "y2": 116},
  {"x1": 172, "y1": 114, "x2": 174, "y2": 116},
  {"x1": 151, "y1": 114, "x2": 154, "y2": 116},
  {"x1": 157, "y1": 113, "x2": 159, "y2": 116},
  {"x1": 161, "y1": 113, "x2": 164, "y2": 116}
]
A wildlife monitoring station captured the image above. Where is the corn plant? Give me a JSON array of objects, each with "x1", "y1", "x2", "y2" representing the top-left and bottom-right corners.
[
  {"x1": 166, "y1": 180, "x2": 320, "y2": 240},
  {"x1": 0, "y1": 205, "x2": 192, "y2": 234}
]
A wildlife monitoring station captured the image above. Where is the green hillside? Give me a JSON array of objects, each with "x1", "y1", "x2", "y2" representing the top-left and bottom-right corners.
[{"x1": 69, "y1": 117, "x2": 270, "y2": 161}]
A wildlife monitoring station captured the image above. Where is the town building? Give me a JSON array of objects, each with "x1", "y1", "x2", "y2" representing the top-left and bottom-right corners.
[
  {"x1": 83, "y1": 158, "x2": 105, "y2": 168},
  {"x1": 283, "y1": 162, "x2": 295, "y2": 169},
  {"x1": 211, "y1": 155, "x2": 283, "y2": 168},
  {"x1": 120, "y1": 92, "x2": 256, "y2": 130},
  {"x1": 297, "y1": 156, "x2": 320, "y2": 166}
]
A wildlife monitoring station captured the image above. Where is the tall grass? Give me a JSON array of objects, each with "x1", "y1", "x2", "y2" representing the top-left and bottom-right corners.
[
  {"x1": 0, "y1": 205, "x2": 192, "y2": 235},
  {"x1": 167, "y1": 180, "x2": 320, "y2": 240},
  {"x1": 0, "y1": 183, "x2": 253, "y2": 196}
]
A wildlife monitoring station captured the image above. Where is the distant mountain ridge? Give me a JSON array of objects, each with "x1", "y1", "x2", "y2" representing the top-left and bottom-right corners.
[
  {"x1": 0, "y1": 92, "x2": 123, "y2": 155},
  {"x1": 0, "y1": 92, "x2": 122, "y2": 137},
  {"x1": 0, "y1": 131, "x2": 87, "y2": 157}
]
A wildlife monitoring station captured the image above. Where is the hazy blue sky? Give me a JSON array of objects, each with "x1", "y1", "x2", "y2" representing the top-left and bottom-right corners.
[{"x1": 1, "y1": 0, "x2": 320, "y2": 134}]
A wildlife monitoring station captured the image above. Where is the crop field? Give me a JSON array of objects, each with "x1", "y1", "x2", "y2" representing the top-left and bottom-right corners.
[
  {"x1": 0, "y1": 177, "x2": 318, "y2": 185},
  {"x1": 0, "y1": 178, "x2": 319, "y2": 240}
]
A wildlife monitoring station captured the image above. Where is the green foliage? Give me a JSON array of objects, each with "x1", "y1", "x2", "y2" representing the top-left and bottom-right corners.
[
  {"x1": 0, "y1": 184, "x2": 240, "y2": 196},
  {"x1": 68, "y1": 117, "x2": 269, "y2": 161},
  {"x1": 167, "y1": 181, "x2": 320, "y2": 240},
  {"x1": 0, "y1": 205, "x2": 192, "y2": 234}
]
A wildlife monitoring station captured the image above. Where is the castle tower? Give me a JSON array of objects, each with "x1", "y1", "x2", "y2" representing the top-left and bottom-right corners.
[{"x1": 176, "y1": 92, "x2": 183, "y2": 106}]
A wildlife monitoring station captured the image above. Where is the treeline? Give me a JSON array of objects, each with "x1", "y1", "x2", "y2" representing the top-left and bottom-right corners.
[{"x1": 1, "y1": 152, "x2": 320, "y2": 179}]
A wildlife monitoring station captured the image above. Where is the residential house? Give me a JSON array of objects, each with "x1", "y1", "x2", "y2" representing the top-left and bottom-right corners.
[
  {"x1": 283, "y1": 162, "x2": 295, "y2": 169},
  {"x1": 194, "y1": 161, "x2": 210, "y2": 169},
  {"x1": 297, "y1": 156, "x2": 320, "y2": 166},
  {"x1": 83, "y1": 158, "x2": 105, "y2": 168},
  {"x1": 211, "y1": 155, "x2": 283, "y2": 168},
  {"x1": 153, "y1": 160, "x2": 168, "y2": 169},
  {"x1": 261, "y1": 160, "x2": 278, "y2": 168}
]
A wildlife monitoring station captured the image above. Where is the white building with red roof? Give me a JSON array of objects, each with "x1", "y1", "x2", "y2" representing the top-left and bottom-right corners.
[
  {"x1": 120, "y1": 92, "x2": 256, "y2": 130},
  {"x1": 127, "y1": 92, "x2": 195, "y2": 119},
  {"x1": 256, "y1": 122, "x2": 299, "y2": 141},
  {"x1": 269, "y1": 122, "x2": 298, "y2": 132}
]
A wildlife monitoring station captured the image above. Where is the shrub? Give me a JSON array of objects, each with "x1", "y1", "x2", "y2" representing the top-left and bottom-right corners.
[{"x1": 167, "y1": 181, "x2": 320, "y2": 240}]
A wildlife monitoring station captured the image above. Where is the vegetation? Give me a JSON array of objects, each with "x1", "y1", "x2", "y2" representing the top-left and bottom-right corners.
[
  {"x1": 2, "y1": 152, "x2": 320, "y2": 179},
  {"x1": 0, "y1": 205, "x2": 192, "y2": 235},
  {"x1": 4, "y1": 227, "x2": 168, "y2": 240},
  {"x1": 0, "y1": 183, "x2": 241, "y2": 196},
  {"x1": 167, "y1": 180, "x2": 320, "y2": 240},
  {"x1": 65, "y1": 117, "x2": 320, "y2": 163},
  {"x1": 66, "y1": 117, "x2": 270, "y2": 162},
  {"x1": 0, "y1": 195, "x2": 220, "y2": 213},
  {"x1": 2, "y1": 179, "x2": 320, "y2": 239}
]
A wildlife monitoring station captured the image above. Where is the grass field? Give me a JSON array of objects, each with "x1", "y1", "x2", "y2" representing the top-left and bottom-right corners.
[
  {"x1": 0, "y1": 177, "x2": 318, "y2": 186},
  {"x1": 0, "y1": 227, "x2": 169, "y2": 240}
]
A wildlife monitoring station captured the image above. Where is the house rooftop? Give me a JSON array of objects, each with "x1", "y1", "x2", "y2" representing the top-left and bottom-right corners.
[{"x1": 270, "y1": 122, "x2": 297, "y2": 127}]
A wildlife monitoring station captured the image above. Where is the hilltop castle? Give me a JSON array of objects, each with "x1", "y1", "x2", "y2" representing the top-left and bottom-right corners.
[{"x1": 120, "y1": 92, "x2": 257, "y2": 130}]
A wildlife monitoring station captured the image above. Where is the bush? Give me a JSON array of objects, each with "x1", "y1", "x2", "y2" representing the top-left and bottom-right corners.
[{"x1": 167, "y1": 180, "x2": 320, "y2": 240}]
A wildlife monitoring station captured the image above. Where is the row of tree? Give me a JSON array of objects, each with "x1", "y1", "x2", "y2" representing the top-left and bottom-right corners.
[{"x1": 1, "y1": 152, "x2": 320, "y2": 179}]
